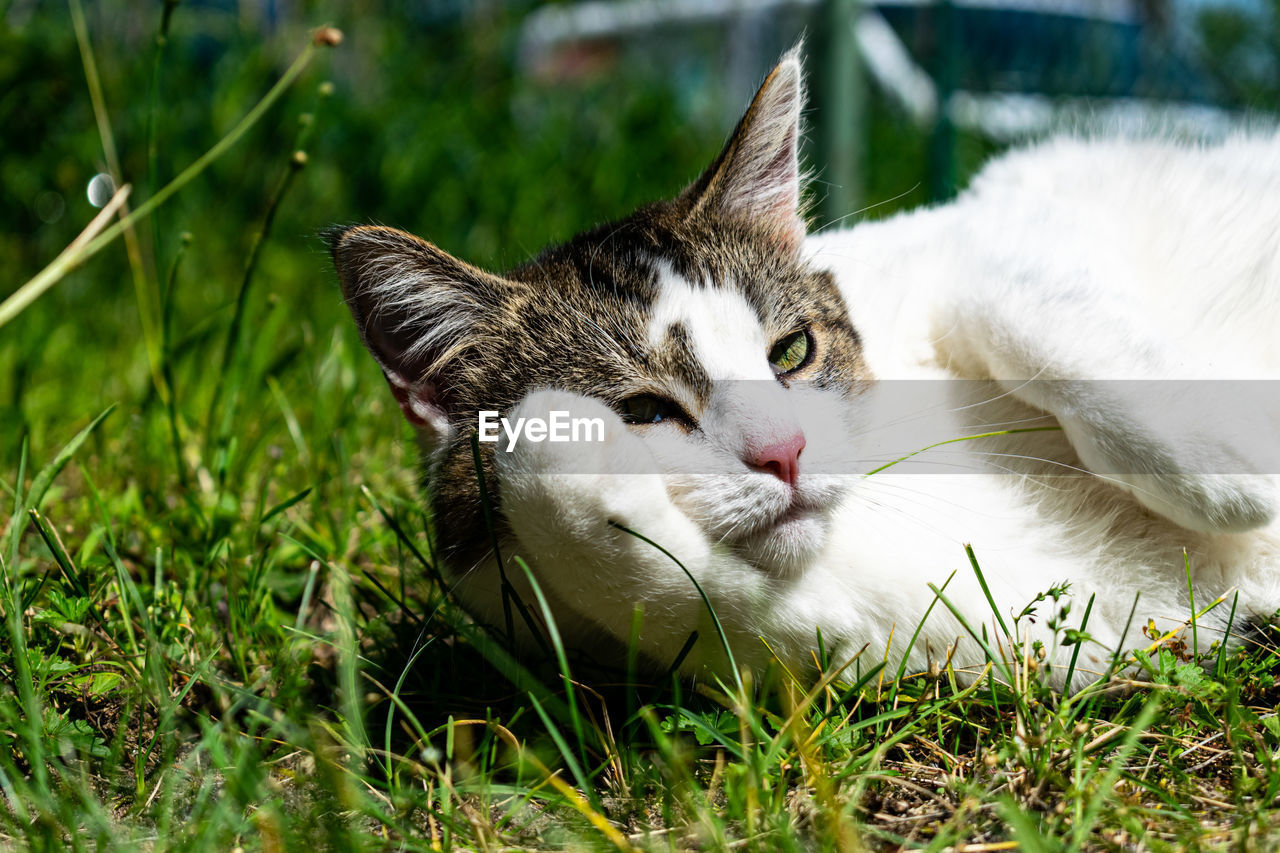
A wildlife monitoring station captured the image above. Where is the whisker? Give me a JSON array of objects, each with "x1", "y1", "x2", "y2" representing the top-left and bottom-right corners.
[{"x1": 812, "y1": 182, "x2": 922, "y2": 233}]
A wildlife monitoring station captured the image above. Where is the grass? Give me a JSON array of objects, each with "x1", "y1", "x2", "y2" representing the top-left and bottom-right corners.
[{"x1": 6, "y1": 4, "x2": 1280, "y2": 851}]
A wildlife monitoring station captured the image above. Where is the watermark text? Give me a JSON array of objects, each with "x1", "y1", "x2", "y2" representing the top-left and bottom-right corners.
[{"x1": 478, "y1": 410, "x2": 605, "y2": 451}]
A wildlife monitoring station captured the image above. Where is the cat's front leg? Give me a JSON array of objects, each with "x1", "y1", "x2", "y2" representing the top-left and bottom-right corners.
[
  {"x1": 946, "y1": 272, "x2": 1280, "y2": 533},
  {"x1": 1051, "y1": 383, "x2": 1280, "y2": 533},
  {"x1": 492, "y1": 389, "x2": 720, "y2": 659}
]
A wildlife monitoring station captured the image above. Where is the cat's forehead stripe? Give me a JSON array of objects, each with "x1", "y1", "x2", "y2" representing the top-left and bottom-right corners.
[
  {"x1": 648, "y1": 262, "x2": 775, "y2": 382},
  {"x1": 657, "y1": 322, "x2": 712, "y2": 393}
]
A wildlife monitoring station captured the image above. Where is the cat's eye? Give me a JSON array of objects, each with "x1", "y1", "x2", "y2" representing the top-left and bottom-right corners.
[
  {"x1": 769, "y1": 329, "x2": 813, "y2": 375},
  {"x1": 619, "y1": 394, "x2": 690, "y2": 426}
]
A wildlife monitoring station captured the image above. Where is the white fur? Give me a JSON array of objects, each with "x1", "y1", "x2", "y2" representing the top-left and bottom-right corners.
[
  {"x1": 646, "y1": 263, "x2": 774, "y2": 381},
  {"x1": 453, "y1": 132, "x2": 1280, "y2": 691}
]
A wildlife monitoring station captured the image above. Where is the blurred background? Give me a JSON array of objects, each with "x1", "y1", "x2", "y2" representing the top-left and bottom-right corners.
[{"x1": 2, "y1": 0, "x2": 1278, "y2": 464}]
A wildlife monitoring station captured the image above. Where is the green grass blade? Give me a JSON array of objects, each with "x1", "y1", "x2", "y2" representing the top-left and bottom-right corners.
[
  {"x1": 610, "y1": 520, "x2": 743, "y2": 695},
  {"x1": 7, "y1": 407, "x2": 114, "y2": 565},
  {"x1": 964, "y1": 544, "x2": 1011, "y2": 642},
  {"x1": 515, "y1": 556, "x2": 589, "y2": 773}
]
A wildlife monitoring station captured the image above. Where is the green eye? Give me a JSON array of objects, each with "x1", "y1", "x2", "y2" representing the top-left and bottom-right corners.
[
  {"x1": 619, "y1": 394, "x2": 691, "y2": 426},
  {"x1": 768, "y1": 329, "x2": 812, "y2": 375}
]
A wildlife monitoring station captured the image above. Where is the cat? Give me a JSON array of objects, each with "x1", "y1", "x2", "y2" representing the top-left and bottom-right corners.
[{"x1": 329, "y1": 45, "x2": 1280, "y2": 690}]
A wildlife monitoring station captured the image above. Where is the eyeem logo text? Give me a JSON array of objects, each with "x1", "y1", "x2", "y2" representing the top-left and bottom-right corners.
[{"x1": 478, "y1": 411, "x2": 606, "y2": 451}]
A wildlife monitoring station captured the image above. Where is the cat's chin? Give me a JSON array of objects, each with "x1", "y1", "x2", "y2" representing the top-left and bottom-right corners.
[{"x1": 735, "y1": 508, "x2": 829, "y2": 576}]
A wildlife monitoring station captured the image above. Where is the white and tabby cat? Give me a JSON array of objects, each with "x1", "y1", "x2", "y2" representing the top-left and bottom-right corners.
[{"x1": 330, "y1": 47, "x2": 1280, "y2": 689}]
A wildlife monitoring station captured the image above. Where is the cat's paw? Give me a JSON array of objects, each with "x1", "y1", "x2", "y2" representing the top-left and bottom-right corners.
[
  {"x1": 494, "y1": 389, "x2": 713, "y2": 607},
  {"x1": 1061, "y1": 386, "x2": 1280, "y2": 532},
  {"x1": 1114, "y1": 469, "x2": 1277, "y2": 533},
  {"x1": 493, "y1": 389, "x2": 679, "y2": 549}
]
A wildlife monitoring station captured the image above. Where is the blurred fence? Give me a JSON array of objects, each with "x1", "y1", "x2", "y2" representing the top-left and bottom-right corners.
[{"x1": 518, "y1": 0, "x2": 1278, "y2": 222}]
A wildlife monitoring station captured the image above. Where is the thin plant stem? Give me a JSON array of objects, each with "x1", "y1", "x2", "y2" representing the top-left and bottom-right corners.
[
  {"x1": 206, "y1": 150, "x2": 308, "y2": 446},
  {"x1": 0, "y1": 185, "x2": 132, "y2": 326},
  {"x1": 1, "y1": 37, "x2": 327, "y2": 331},
  {"x1": 69, "y1": 0, "x2": 165, "y2": 395},
  {"x1": 207, "y1": 82, "x2": 330, "y2": 447},
  {"x1": 147, "y1": 0, "x2": 182, "y2": 264},
  {"x1": 863, "y1": 425, "x2": 1063, "y2": 477},
  {"x1": 161, "y1": 232, "x2": 192, "y2": 489}
]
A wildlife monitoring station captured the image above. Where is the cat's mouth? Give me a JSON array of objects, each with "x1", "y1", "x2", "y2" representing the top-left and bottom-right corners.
[
  {"x1": 766, "y1": 499, "x2": 820, "y2": 530},
  {"x1": 710, "y1": 492, "x2": 821, "y2": 539},
  {"x1": 667, "y1": 471, "x2": 845, "y2": 568},
  {"x1": 732, "y1": 497, "x2": 832, "y2": 574}
]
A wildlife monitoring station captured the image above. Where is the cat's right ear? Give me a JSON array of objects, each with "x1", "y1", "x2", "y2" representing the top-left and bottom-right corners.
[
  {"x1": 328, "y1": 225, "x2": 503, "y2": 439},
  {"x1": 683, "y1": 44, "x2": 807, "y2": 252}
]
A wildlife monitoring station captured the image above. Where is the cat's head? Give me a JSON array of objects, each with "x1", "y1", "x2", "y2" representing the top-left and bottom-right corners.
[{"x1": 330, "y1": 47, "x2": 869, "y2": 574}]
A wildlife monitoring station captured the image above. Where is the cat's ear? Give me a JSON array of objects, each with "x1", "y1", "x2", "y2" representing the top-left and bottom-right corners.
[
  {"x1": 685, "y1": 44, "x2": 806, "y2": 251},
  {"x1": 328, "y1": 225, "x2": 504, "y2": 438}
]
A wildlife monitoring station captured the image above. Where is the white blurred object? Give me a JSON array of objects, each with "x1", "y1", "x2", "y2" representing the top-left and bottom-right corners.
[{"x1": 86, "y1": 173, "x2": 115, "y2": 208}]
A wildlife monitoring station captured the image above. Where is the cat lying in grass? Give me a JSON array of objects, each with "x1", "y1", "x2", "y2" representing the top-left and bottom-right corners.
[{"x1": 329, "y1": 46, "x2": 1280, "y2": 690}]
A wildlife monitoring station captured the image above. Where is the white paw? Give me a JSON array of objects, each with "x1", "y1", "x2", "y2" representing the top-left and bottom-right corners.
[
  {"x1": 493, "y1": 388, "x2": 669, "y2": 546},
  {"x1": 1062, "y1": 386, "x2": 1280, "y2": 532},
  {"x1": 491, "y1": 388, "x2": 713, "y2": 615}
]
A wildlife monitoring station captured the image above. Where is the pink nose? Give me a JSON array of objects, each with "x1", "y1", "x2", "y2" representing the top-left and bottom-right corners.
[{"x1": 746, "y1": 431, "x2": 806, "y2": 488}]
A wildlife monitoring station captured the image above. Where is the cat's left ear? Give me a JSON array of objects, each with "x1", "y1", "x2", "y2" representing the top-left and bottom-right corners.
[
  {"x1": 684, "y1": 44, "x2": 806, "y2": 252},
  {"x1": 327, "y1": 224, "x2": 514, "y2": 442}
]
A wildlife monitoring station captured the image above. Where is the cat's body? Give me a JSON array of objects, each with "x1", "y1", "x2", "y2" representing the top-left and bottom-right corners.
[
  {"x1": 331, "y1": 49, "x2": 1280, "y2": 690},
  {"x1": 799, "y1": 136, "x2": 1280, "y2": 685}
]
